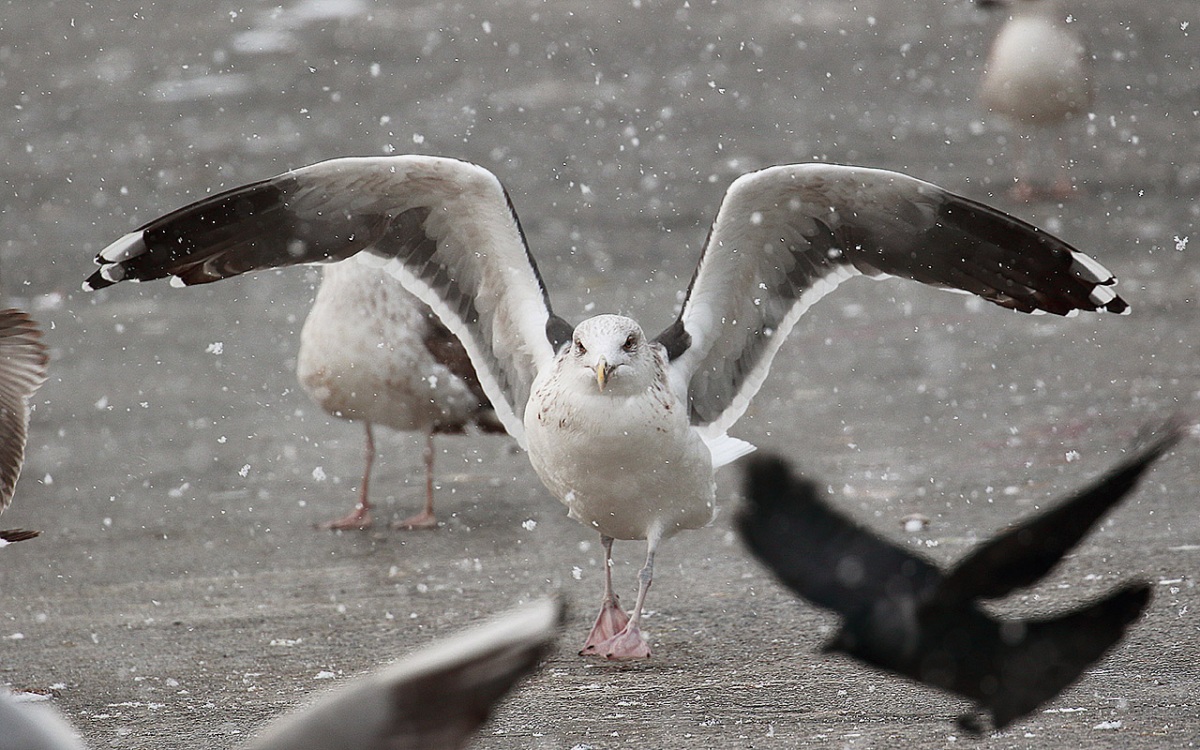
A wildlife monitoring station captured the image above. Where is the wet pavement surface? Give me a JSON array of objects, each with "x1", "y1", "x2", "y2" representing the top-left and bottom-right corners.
[{"x1": 1, "y1": 0, "x2": 1198, "y2": 747}]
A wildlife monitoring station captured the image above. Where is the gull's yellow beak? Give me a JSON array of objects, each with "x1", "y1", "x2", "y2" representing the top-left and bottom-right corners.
[{"x1": 595, "y1": 356, "x2": 608, "y2": 392}]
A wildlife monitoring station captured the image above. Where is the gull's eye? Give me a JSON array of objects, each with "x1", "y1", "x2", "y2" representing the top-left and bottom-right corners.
[
  {"x1": 622, "y1": 334, "x2": 636, "y2": 352},
  {"x1": 574, "y1": 340, "x2": 587, "y2": 355}
]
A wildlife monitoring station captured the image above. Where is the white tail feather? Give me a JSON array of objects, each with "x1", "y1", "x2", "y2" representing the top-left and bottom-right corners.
[{"x1": 704, "y1": 433, "x2": 756, "y2": 468}]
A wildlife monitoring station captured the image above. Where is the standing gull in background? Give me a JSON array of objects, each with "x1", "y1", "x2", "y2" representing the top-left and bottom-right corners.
[
  {"x1": 297, "y1": 259, "x2": 504, "y2": 530},
  {"x1": 86, "y1": 155, "x2": 1127, "y2": 659},
  {"x1": 0, "y1": 308, "x2": 49, "y2": 547},
  {"x1": 978, "y1": 0, "x2": 1093, "y2": 201},
  {"x1": 739, "y1": 424, "x2": 1180, "y2": 733}
]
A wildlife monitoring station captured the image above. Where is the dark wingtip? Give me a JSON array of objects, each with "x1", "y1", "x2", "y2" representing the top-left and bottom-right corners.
[
  {"x1": 1128, "y1": 416, "x2": 1188, "y2": 459},
  {"x1": 0, "y1": 529, "x2": 40, "y2": 543},
  {"x1": 1120, "y1": 581, "x2": 1154, "y2": 621},
  {"x1": 1104, "y1": 294, "x2": 1130, "y2": 315},
  {"x1": 82, "y1": 270, "x2": 114, "y2": 291}
]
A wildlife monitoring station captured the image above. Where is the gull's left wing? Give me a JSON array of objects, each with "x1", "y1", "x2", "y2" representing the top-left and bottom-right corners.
[{"x1": 656, "y1": 163, "x2": 1127, "y2": 438}]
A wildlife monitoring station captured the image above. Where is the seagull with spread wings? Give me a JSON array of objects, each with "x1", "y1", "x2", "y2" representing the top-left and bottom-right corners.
[{"x1": 86, "y1": 156, "x2": 1126, "y2": 659}]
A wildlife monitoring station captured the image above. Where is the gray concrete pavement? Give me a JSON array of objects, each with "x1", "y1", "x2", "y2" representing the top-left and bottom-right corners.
[{"x1": 1, "y1": 1, "x2": 1197, "y2": 747}]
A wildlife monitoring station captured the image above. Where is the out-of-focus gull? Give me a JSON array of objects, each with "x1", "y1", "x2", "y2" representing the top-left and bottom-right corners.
[
  {"x1": 978, "y1": 0, "x2": 1093, "y2": 201},
  {"x1": 0, "y1": 308, "x2": 49, "y2": 545},
  {"x1": 86, "y1": 155, "x2": 1127, "y2": 658},
  {"x1": 0, "y1": 598, "x2": 562, "y2": 750},
  {"x1": 297, "y1": 259, "x2": 505, "y2": 530},
  {"x1": 739, "y1": 424, "x2": 1181, "y2": 732}
]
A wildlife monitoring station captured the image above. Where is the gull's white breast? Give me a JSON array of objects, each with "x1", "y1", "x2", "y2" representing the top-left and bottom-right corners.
[{"x1": 523, "y1": 367, "x2": 716, "y2": 542}]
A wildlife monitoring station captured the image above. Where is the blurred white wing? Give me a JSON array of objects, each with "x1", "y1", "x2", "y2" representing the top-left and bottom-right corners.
[{"x1": 238, "y1": 598, "x2": 563, "y2": 750}]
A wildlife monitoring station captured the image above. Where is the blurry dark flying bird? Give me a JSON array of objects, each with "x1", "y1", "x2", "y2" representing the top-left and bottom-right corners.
[{"x1": 739, "y1": 424, "x2": 1181, "y2": 732}]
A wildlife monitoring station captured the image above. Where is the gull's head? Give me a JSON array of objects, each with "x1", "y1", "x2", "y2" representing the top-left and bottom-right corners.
[{"x1": 567, "y1": 314, "x2": 652, "y2": 395}]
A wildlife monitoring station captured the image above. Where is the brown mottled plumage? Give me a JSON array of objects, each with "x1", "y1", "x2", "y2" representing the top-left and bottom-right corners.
[
  {"x1": 0, "y1": 308, "x2": 48, "y2": 544},
  {"x1": 297, "y1": 259, "x2": 504, "y2": 531}
]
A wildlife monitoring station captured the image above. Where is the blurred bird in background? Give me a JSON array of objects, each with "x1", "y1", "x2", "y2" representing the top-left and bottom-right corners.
[
  {"x1": 297, "y1": 259, "x2": 505, "y2": 531},
  {"x1": 978, "y1": 0, "x2": 1093, "y2": 201}
]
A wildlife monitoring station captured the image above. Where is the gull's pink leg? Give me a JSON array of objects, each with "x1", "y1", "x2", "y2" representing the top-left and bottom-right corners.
[
  {"x1": 318, "y1": 422, "x2": 375, "y2": 530},
  {"x1": 580, "y1": 535, "x2": 630, "y2": 655},
  {"x1": 1050, "y1": 132, "x2": 1077, "y2": 200},
  {"x1": 595, "y1": 531, "x2": 661, "y2": 661},
  {"x1": 1008, "y1": 135, "x2": 1036, "y2": 203},
  {"x1": 395, "y1": 431, "x2": 439, "y2": 530}
]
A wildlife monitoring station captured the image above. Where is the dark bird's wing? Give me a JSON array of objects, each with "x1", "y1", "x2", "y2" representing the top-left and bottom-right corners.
[
  {"x1": 738, "y1": 455, "x2": 942, "y2": 621},
  {"x1": 940, "y1": 422, "x2": 1181, "y2": 602},
  {"x1": 237, "y1": 598, "x2": 563, "y2": 750},
  {"x1": 986, "y1": 582, "x2": 1151, "y2": 730},
  {"x1": 85, "y1": 156, "x2": 572, "y2": 447},
  {"x1": 656, "y1": 163, "x2": 1127, "y2": 441},
  {"x1": 0, "y1": 309, "x2": 48, "y2": 516}
]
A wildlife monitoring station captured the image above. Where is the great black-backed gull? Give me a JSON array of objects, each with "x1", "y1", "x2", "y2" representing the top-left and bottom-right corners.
[
  {"x1": 0, "y1": 308, "x2": 48, "y2": 547},
  {"x1": 86, "y1": 155, "x2": 1127, "y2": 659},
  {"x1": 297, "y1": 259, "x2": 504, "y2": 530},
  {"x1": 978, "y1": 0, "x2": 1092, "y2": 201},
  {"x1": 739, "y1": 424, "x2": 1179, "y2": 732},
  {"x1": 0, "y1": 597, "x2": 561, "y2": 749}
]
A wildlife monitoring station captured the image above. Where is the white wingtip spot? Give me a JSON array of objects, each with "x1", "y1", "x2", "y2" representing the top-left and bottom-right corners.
[
  {"x1": 99, "y1": 264, "x2": 126, "y2": 283},
  {"x1": 98, "y1": 231, "x2": 146, "y2": 263},
  {"x1": 1090, "y1": 285, "x2": 1118, "y2": 307},
  {"x1": 169, "y1": 276, "x2": 187, "y2": 288},
  {"x1": 1068, "y1": 251, "x2": 1115, "y2": 284}
]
